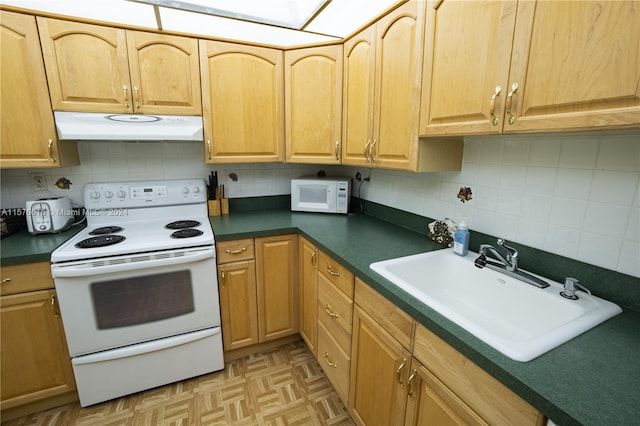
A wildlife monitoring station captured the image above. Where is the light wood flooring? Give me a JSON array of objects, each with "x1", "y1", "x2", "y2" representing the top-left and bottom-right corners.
[{"x1": 3, "y1": 340, "x2": 354, "y2": 426}]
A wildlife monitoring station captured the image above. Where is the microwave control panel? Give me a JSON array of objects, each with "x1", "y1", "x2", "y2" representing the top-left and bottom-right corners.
[{"x1": 336, "y1": 181, "x2": 349, "y2": 213}]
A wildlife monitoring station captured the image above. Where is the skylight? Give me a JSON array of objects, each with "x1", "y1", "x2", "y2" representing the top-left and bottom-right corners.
[{"x1": 0, "y1": 0, "x2": 404, "y2": 47}]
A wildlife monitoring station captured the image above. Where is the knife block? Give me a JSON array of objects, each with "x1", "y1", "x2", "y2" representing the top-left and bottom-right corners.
[
  {"x1": 208, "y1": 200, "x2": 221, "y2": 216},
  {"x1": 221, "y1": 198, "x2": 229, "y2": 215}
]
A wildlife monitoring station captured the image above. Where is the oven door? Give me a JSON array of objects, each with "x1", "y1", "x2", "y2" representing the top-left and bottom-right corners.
[{"x1": 51, "y1": 246, "x2": 220, "y2": 357}]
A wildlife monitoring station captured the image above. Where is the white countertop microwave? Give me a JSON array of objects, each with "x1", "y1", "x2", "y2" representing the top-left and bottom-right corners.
[{"x1": 291, "y1": 177, "x2": 351, "y2": 214}]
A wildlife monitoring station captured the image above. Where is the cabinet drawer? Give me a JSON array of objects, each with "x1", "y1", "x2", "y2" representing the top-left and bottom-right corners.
[
  {"x1": 318, "y1": 251, "x2": 354, "y2": 299},
  {"x1": 317, "y1": 321, "x2": 350, "y2": 405},
  {"x1": 413, "y1": 323, "x2": 544, "y2": 425},
  {"x1": 0, "y1": 262, "x2": 53, "y2": 296},
  {"x1": 318, "y1": 273, "x2": 353, "y2": 355},
  {"x1": 217, "y1": 239, "x2": 255, "y2": 263},
  {"x1": 354, "y1": 278, "x2": 415, "y2": 351}
]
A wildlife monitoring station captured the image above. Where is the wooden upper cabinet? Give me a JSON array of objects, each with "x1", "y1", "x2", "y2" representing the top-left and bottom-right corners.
[
  {"x1": 342, "y1": 26, "x2": 376, "y2": 167},
  {"x1": 0, "y1": 11, "x2": 78, "y2": 168},
  {"x1": 38, "y1": 18, "x2": 132, "y2": 113},
  {"x1": 420, "y1": 0, "x2": 640, "y2": 136},
  {"x1": 38, "y1": 18, "x2": 202, "y2": 115},
  {"x1": 373, "y1": 0, "x2": 426, "y2": 171},
  {"x1": 126, "y1": 31, "x2": 201, "y2": 115},
  {"x1": 200, "y1": 41, "x2": 284, "y2": 163},
  {"x1": 285, "y1": 45, "x2": 343, "y2": 164},
  {"x1": 420, "y1": 0, "x2": 516, "y2": 136},
  {"x1": 506, "y1": 0, "x2": 640, "y2": 132}
]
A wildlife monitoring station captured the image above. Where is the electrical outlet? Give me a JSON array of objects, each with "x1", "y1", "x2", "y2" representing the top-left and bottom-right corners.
[{"x1": 30, "y1": 173, "x2": 48, "y2": 192}]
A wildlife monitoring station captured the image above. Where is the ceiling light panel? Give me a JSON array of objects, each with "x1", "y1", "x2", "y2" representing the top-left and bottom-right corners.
[
  {"x1": 158, "y1": 6, "x2": 339, "y2": 47},
  {"x1": 133, "y1": 0, "x2": 328, "y2": 29},
  {"x1": 305, "y1": 0, "x2": 404, "y2": 37},
  {"x1": 1, "y1": 0, "x2": 157, "y2": 28}
]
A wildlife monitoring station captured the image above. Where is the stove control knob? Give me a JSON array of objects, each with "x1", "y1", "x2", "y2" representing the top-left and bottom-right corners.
[
  {"x1": 117, "y1": 190, "x2": 126, "y2": 198},
  {"x1": 104, "y1": 191, "x2": 113, "y2": 199},
  {"x1": 193, "y1": 186, "x2": 200, "y2": 194},
  {"x1": 90, "y1": 191, "x2": 100, "y2": 200},
  {"x1": 182, "y1": 187, "x2": 190, "y2": 194}
]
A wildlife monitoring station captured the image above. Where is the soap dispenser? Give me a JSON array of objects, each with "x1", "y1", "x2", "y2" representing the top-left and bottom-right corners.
[{"x1": 453, "y1": 218, "x2": 470, "y2": 256}]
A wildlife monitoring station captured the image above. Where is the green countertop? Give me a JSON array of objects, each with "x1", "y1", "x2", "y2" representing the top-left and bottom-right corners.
[
  {"x1": 0, "y1": 225, "x2": 85, "y2": 266},
  {"x1": 2, "y1": 210, "x2": 637, "y2": 424},
  {"x1": 210, "y1": 209, "x2": 640, "y2": 426}
]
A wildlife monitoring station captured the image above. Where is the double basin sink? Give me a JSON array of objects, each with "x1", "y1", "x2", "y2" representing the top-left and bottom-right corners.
[{"x1": 370, "y1": 249, "x2": 622, "y2": 362}]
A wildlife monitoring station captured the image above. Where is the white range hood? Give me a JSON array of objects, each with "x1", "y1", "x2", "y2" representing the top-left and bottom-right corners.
[{"x1": 54, "y1": 111, "x2": 203, "y2": 141}]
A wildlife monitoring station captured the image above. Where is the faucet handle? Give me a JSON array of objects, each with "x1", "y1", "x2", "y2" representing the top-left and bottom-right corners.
[{"x1": 497, "y1": 238, "x2": 518, "y2": 260}]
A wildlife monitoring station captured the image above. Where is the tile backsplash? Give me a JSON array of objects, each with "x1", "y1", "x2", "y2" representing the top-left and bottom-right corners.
[{"x1": 2, "y1": 130, "x2": 638, "y2": 277}]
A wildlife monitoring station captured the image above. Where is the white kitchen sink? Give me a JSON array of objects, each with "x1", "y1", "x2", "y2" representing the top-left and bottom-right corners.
[{"x1": 370, "y1": 249, "x2": 622, "y2": 362}]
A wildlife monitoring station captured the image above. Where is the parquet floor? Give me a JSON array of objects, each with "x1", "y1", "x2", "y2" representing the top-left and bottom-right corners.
[{"x1": 3, "y1": 340, "x2": 354, "y2": 426}]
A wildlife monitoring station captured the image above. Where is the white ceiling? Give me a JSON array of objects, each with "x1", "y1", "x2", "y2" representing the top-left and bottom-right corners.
[{"x1": 0, "y1": 0, "x2": 405, "y2": 47}]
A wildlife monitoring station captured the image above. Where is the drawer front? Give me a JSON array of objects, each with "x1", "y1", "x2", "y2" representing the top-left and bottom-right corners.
[
  {"x1": 318, "y1": 273, "x2": 353, "y2": 354},
  {"x1": 317, "y1": 321, "x2": 350, "y2": 406},
  {"x1": 354, "y1": 277, "x2": 415, "y2": 351},
  {"x1": 318, "y1": 251, "x2": 354, "y2": 299},
  {"x1": 217, "y1": 239, "x2": 255, "y2": 263},
  {"x1": 0, "y1": 262, "x2": 54, "y2": 296}
]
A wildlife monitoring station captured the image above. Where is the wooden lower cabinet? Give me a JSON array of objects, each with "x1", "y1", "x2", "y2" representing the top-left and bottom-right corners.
[
  {"x1": 299, "y1": 236, "x2": 318, "y2": 355},
  {"x1": 217, "y1": 235, "x2": 298, "y2": 353},
  {"x1": 349, "y1": 305, "x2": 411, "y2": 426},
  {"x1": 0, "y1": 263, "x2": 76, "y2": 419},
  {"x1": 255, "y1": 234, "x2": 299, "y2": 341},
  {"x1": 217, "y1": 259, "x2": 259, "y2": 350}
]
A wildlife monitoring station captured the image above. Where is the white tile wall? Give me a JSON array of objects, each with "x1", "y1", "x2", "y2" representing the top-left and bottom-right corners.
[{"x1": 1, "y1": 131, "x2": 639, "y2": 278}]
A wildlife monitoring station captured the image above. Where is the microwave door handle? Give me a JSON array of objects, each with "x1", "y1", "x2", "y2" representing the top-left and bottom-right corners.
[
  {"x1": 51, "y1": 248, "x2": 214, "y2": 278},
  {"x1": 72, "y1": 327, "x2": 221, "y2": 365}
]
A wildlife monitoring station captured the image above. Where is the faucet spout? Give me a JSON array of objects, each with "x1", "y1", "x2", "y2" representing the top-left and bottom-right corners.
[{"x1": 475, "y1": 239, "x2": 550, "y2": 289}]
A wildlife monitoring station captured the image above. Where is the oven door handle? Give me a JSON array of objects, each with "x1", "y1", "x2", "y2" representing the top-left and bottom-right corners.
[
  {"x1": 51, "y1": 247, "x2": 215, "y2": 278},
  {"x1": 72, "y1": 327, "x2": 221, "y2": 365}
]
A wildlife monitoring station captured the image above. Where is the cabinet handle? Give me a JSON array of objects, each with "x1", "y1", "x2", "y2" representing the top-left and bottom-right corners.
[
  {"x1": 311, "y1": 251, "x2": 317, "y2": 268},
  {"x1": 51, "y1": 294, "x2": 61, "y2": 315},
  {"x1": 370, "y1": 139, "x2": 377, "y2": 164},
  {"x1": 364, "y1": 140, "x2": 371, "y2": 162},
  {"x1": 335, "y1": 140, "x2": 340, "y2": 161},
  {"x1": 324, "y1": 304, "x2": 339, "y2": 318},
  {"x1": 506, "y1": 82, "x2": 519, "y2": 125},
  {"x1": 47, "y1": 139, "x2": 57, "y2": 163},
  {"x1": 134, "y1": 86, "x2": 140, "y2": 109},
  {"x1": 326, "y1": 265, "x2": 340, "y2": 277},
  {"x1": 406, "y1": 368, "x2": 417, "y2": 400},
  {"x1": 207, "y1": 140, "x2": 212, "y2": 161},
  {"x1": 225, "y1": 247, "x2": 247, "y2": 255},
  {"x1": 1, "y1": 278, "x2": 11, "y2": 284},
  {"x1": 489, "y1": 85, "x2": 501, "y2": 126},
  {"x1": 324, "y1": 352, "x2": 337, "y2": 368},
  {"x1": 396, "y1": 358, "x2": 407, "y2": 387},
  {"x1": 220, "y1": 270, "x2": 225, "y2": 288},
  {"x1": 123, "y1": 85, "x2": 129, "y2": 109}
]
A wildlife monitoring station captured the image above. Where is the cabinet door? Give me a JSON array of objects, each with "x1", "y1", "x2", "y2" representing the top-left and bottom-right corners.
[
  {"x1": 419, "y1": 0, "x2": 517, "y2": 136},
  {"x1": 299, "y1": 237, "x2": 318, "y2": 356},
  {"x1": 285, "y1": 45, "x2": 343, "y2": 164},
  {"x1": 373, "y1": 0, "x2": 426, "y2": 171},
  {"x1": 506, "y1": 0, "x2": 640, "y2": 132},
  {"x1": 404, "y1": 358, "x2": 487, "y2": 426},
  {"x1": 217, "y1": 260, "x2": 259, "y2": 351},
  {"x1": 255, "y1": 235, "x2": 298, "y2": 342},
  {"x1": 0, "y1": 12, "x2": 78, "y2": 168},
  {"x1": 127, "y1": 31, "x2": 202, "y2": 115},
  {"x1": 38, "y1": 18, "x2": 132, "y2": 113},
  {"x1": 349, "y1": 306, "x2": 410, "y2": 426},
  {"x1": 342, "y1": 26, "x2": 376, "y2": 166},
  {"x1": 200, "y1": 41, "x2": 284, "y2": 163},
  {"x1": 1, "y1": 290, "x2": 76, "y2": 410}
]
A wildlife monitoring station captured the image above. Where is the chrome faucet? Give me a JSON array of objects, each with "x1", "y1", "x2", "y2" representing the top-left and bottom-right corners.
[{"x1": 474, "y1": 238, "x2": 550, "y2": 288}]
